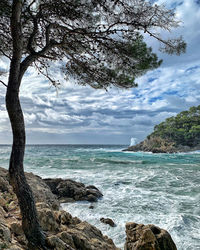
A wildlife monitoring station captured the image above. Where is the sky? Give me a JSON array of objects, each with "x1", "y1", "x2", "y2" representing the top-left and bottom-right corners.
[{"x1": 0, "y1": 0, "x2": 200, "y2": 145}]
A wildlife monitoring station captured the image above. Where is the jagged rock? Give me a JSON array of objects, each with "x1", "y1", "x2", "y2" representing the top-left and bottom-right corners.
[
  {"x1": 10, "y1": 222, "x2": 23, "y2": 236},
  {"x1": 0, "y1": 167, "x2": 59, "y2": 211},
  {"x1": 44, "y1": 178, "x2": 103, "y2": 202},
  {"x1": 46, "y1": 235, "x2": 75, "y2": 250},
  {"x1": 25, "y1": 172, "x2": 59, "y2": 210},
  {"x1": 66, "y1": 221, "x2": 117, "y2": 250},
  {"x1": 0, "y1": 167, "x2": 177, "y2": 250},
  {"x1": 125, "y1": 222, "x2": 177, "y2": 250},
  {"x1": 54, "y1": 210, "x2": 73, "y2": 226},
  {"x1": 0, "y1": 207, "x2": 6, "y2": 219},
  {"x1": 100, "y1": 218, "x2": 116, "y2": 227},
  {"x1": 0, "y1": 221, "x2": 11, "y2": 243},
  {"x1": 0, "y1": 167, "x2": 117, "y2": 250},
  {"x1": 8, "y1": 245, "x2": 24, "y2": 250},
  {"x1": 56, "y1": 231, "x2": 76, "y2": 248},
  {"x1": 37, "y1": 208, "x2": 59, "y2": 232}
]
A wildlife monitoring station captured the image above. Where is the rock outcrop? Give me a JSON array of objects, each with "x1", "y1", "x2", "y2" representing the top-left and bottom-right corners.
[
  {"x1": 0, "y1": 167, "x2": 117, "y2": 250},
  {"x1": 0, "y1": 167, "x2": 59, "y2": 210},
  {"x1": 44, "y1": 178, "x2": 103, "y2": 202},
  {"x1": 123, "y1": 136, "x2": 200, "y2": 153},
  {"x1": 124, "y1": 222, "x2": 177, "y2": 250},
  {"x1": 124, "y1": 105, "x2": 200, "y2": 153},
  {"x1": 123, "y1": 137, "x2": 178, "y2": 153},
  {"x1": 0, "y1": 167, "x2": 177, "y2": 250}
]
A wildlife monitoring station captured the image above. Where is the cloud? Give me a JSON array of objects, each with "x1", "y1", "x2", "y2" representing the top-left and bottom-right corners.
[{"x1": 0, "y1": 0, "x2": 200, "y2": 144}]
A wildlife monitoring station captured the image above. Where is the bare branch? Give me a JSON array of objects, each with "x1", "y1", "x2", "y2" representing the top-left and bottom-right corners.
[
  {"x1": 34, "y1": 60, "x2": 60, "y2": 87},
  {"x1": 0, "y1": 48, "x2": 12, "y2": 60},
  {"x1": 0, "y1": 79, "x2": 7, "y2": 87}
]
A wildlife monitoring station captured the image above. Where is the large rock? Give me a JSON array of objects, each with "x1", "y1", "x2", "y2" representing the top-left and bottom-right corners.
[
  {"x1": 0, "y1": 167, "x2": 59, "y2": 210},
  {"x1": 37, "y1": 208, "x2": 118, "y2": 250},
  {"x1": 0, "y1": 167, "x2": 117, "y2": 250},
  {"x1": 125, "y1": 222, "x2": 177, "y2": 250},
  {"x1": 25, "y1": 172, "x2": 59, "y2": 210},
  {"x1": 123, "y1": 137, "x2": 177, "y2": 153},
  {"x1": 44, "y1": 178, "x2": 103, "y2": 202}
]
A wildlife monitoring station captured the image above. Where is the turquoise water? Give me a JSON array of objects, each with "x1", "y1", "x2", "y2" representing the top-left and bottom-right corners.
[{"x1": 0, "y1": 145, "x2": 200, "y2": 249}]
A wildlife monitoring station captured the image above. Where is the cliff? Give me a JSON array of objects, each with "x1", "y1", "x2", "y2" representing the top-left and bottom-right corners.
[{"x1": 124, "y1": 105, "x2": 200, "y2": 153}]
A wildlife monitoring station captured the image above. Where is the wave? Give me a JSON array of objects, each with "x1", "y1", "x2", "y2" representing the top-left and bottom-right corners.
[{"x1": 91, "y1": 158, "x2": 143, "y2": 165}]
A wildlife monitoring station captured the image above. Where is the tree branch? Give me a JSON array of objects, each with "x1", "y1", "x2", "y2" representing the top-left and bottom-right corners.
[
  {"x1": 27, "y1": 7, "x2": 39, "y2": 54},
  {"x1": 0, "y1": 79, "x2": 7, "y2": 87},
  {"x1": 0, "y1": 50, "x2": 12, "y2": 60}
]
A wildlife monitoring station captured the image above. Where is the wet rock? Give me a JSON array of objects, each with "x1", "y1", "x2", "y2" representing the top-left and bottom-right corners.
[
  {"x1": 87, "y1": 194, "x2": 98, "y2": 202},
  {"x1": 44, "y1": 178, "x2": 103, "y2": 202},
  {"x1": 89, "y1": 205, "x2": 94, "y2": 209},
  {"x1": 100, "y1": 218, "x2": 116, "y2": 227},
  {"x1": 125, "y1": 222, "x2": 177, "y2": 250}
]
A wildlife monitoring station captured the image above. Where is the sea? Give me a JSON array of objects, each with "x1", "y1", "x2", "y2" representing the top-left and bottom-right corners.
[{"x1": 0, "y1": 144, "x2": 200, "y2": 250}]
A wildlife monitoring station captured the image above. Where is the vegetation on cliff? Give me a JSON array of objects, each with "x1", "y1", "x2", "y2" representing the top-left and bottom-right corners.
[
  {"x1": 150, "y1": 105, "x2": 200, "y2": 147},
  {"x1": 125, "y1": 105, "x2": 200, "y2": 153}
]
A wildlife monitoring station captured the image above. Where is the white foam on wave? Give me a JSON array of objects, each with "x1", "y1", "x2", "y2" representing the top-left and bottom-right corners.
[{"x1": 2, "y1": 145, "x2": 199, "y2": 250}]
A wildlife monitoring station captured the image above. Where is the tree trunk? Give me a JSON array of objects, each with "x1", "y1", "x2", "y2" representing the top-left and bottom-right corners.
[
  {"x1": 6, "y1": 83, "x2": 47, "y2": 249},
  {"x1": 6, "y1": 1, "x2": 47, "y2": 249}
]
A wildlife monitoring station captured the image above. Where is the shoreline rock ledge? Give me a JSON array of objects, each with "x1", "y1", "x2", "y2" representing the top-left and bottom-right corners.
[
  {"x1": 125, "y1": 222, "x2": 177, "y2": 250},
  {"x1": 0, "y1": 167, "x2": 177, "y2": 250},
  {"x1": 43, "y1": 178, "x2": 103, "y2": 203}
]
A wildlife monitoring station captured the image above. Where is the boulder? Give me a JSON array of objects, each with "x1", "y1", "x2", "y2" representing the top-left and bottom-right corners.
[
  {"x1": 44, "y1": 178, "x2": 103, "y2": 202},
  {"x1": 100, "y1": 218, "x2": 116, "y2": 227},
  {"x1": 125, "y1": 222, "x2": 177, "y2": 250}
]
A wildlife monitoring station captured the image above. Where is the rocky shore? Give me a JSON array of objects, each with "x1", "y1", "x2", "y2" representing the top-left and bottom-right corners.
[
  {"x1": 0, "y1": 167, "x2": 177, "y2": 249},
  {"x1": 123, "y1": 136, "x2": 200, "y2": 153}
]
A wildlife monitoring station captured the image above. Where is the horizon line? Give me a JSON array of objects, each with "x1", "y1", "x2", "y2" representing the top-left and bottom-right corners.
[{"x1": 0, "y1": 143, "x2": 128, "y2": 146}]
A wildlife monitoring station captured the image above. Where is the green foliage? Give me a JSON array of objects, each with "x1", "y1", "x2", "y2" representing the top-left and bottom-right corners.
[
  {"x1": 150, "y1": 105, "x2": 200, "y2": 147},
  {"x1": 0, "y1": 0, "x2": 185, "y2": 89}
]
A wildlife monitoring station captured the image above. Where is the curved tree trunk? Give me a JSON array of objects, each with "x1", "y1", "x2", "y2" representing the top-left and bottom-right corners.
[
  {"x1": 6, "y1": 83, "x2": 47, "y2": 249},
  {"x1": 6, "y1": 1, "x2": 47, "y2": 248}
]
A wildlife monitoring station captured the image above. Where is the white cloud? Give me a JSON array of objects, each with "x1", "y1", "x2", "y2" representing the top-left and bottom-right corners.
[{"x1": 0, "y1": 0, "x2": 200, "y2": 144}]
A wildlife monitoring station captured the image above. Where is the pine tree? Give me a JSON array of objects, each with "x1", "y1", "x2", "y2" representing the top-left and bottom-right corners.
[{"x1": 0, "y1": 0, "x2": 186, "y2": 248}]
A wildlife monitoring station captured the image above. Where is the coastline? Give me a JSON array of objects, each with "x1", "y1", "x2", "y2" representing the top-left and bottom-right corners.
[
  {"x1": 0, "y1": 145, "x2": 199, "y2": 249},
  {"x1": 0, "y1": 167, "x2": 177, "y2": 250}
]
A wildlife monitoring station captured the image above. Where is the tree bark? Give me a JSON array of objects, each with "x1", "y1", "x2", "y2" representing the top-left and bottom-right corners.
[
  {"x1": 6, "y1": 85, "x2": 47, "y2": 249},
  {"x1": 5, "y1": 1, "x2": 47, "y2": 249}
]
